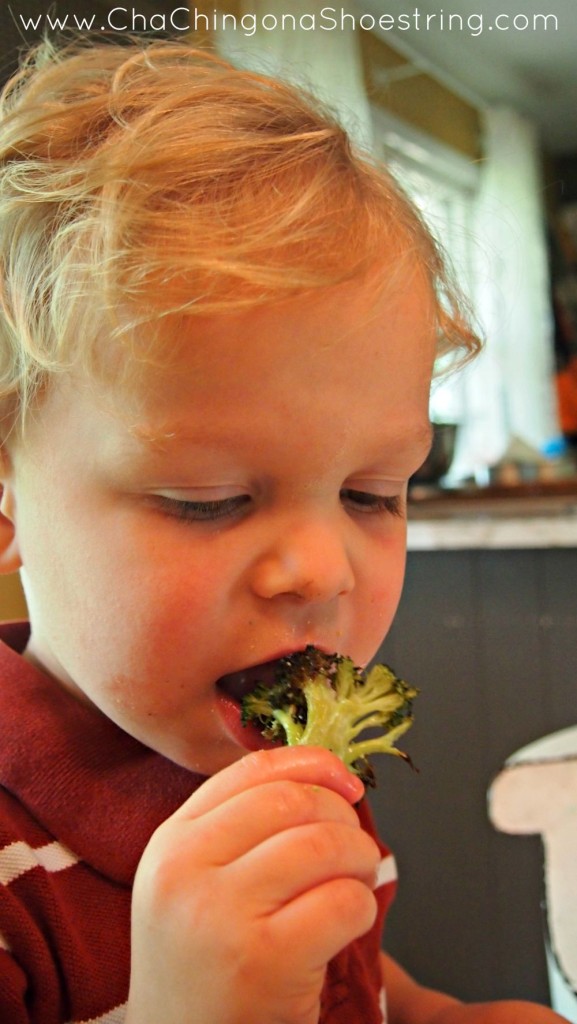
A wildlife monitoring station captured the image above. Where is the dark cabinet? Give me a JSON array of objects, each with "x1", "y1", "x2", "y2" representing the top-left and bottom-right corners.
[{"x1": 370, "y1": 547, "x2": 577, "y2": 1005}]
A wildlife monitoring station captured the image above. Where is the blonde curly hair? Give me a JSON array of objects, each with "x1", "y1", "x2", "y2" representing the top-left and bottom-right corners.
[{"x1": 0, "y1": 37, "x2": 479, "y2": 434}]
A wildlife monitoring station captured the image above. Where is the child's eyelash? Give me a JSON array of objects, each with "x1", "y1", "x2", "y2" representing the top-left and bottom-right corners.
[
  {"x1": 154, "y1": 495, "x2": 250, "y2": 522},
  {"x1": 340, "y1": 489, "x2": 405, "y2": 517},
  {"x1": 154, "y1": 490, "x2": 404, "y2": 523}
]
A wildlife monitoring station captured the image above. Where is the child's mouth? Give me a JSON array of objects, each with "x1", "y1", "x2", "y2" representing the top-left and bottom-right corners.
[
  {"x1": 217, "y1": 659, "x2": 279, "y2": 703},
  {"x1": 216, "y1": 659, "x2": 283, "y2": 751}
]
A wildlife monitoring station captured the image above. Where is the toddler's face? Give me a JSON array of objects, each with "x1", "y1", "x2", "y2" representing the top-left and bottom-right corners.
[{"x1": 0, "y1": 273, "x2": 435, "y2": 774}]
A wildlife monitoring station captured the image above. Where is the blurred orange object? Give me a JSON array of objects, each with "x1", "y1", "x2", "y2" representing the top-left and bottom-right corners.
[{"x1": 556, "y1": 356, "x2": 577, "y2": 435}]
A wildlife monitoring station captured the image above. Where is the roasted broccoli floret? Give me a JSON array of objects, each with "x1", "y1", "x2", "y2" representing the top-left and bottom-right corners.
[{"x1": 241, "y1": 645, "x2": 417, "y2": 787}]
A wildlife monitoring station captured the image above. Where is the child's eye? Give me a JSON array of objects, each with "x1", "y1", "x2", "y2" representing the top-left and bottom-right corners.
[
  {"x1": 341, "y1": 489, "x2": 405, "y2": 517},
  {"x1": 154, "y1": 494, "x2": 251, "y2": 522}
]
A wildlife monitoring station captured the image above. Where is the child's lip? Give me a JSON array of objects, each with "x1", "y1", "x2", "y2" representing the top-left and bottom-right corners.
[
  {"x1": 216, "y1": 687, "x2": 281, "y2": 752},
  {"x1": 216, "y1": 645, "x2": 333, "y2": 703},
  {"x1": 215, "y1": 656, "x2": 292, "y2": 753}
]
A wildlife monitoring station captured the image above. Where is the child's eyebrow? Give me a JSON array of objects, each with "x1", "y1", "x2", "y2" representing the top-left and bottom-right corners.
[
  {"x1": 411, "y1": 422, "x2": 434, "y2": 454},
  {"x1": 129, "y1": 419, "x2": 434, "y2": 466},
  {"x1": 128, "y1": 423, "x2": 179, "y2": 450},
  {"x1": 362, "y1": 421, "x2": 434, "y2": 475},
  {"x1": 377, "y1": 421, "x2": 433, "y2": 459}
]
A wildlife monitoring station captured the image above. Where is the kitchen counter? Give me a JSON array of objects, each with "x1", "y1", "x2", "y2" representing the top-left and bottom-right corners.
[{"x1": 407, "y1": 480, "x2": 577, "y2": 549}]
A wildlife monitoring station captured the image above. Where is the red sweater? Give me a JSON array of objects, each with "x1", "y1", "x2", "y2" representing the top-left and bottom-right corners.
[{"x1": 0, "y1": 622, "x2": 396, "y2": 1023}]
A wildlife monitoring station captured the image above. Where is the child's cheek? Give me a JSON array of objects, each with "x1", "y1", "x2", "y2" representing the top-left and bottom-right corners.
[{"x1": 364, "y1": 579, "x2": 404, "y2": 634}]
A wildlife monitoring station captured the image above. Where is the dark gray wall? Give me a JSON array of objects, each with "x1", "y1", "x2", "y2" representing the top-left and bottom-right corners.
[{"x1": 369, "y1": 547, "x2": 577, "y2": 1005}]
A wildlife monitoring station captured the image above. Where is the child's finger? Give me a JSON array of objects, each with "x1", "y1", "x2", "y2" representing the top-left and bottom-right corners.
[
  {"x1": 174, "y1": 745, "x2": 364, "y2": 820},
  {"x1": 271, "y1": 876, "x2": 378, "y2": 970},
  {"x1": 172, "y1": 779, "x2": 361, "y2": 864},
  {"x1": 228, "y1": 819, "x2": 381, "y2": 909}
]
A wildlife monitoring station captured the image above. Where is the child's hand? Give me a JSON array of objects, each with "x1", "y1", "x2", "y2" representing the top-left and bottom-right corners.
[{"x1": 126, "y1": 746, "x2": 379, "y2": 1024}]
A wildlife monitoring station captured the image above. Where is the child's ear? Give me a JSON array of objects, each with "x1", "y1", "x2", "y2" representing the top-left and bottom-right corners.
[{"x1": 0, "y1": 456, "x2": 22, "y2": 575}]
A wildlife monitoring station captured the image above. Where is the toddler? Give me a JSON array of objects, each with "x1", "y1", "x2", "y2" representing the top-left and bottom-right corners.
[{"x1": 0, "y1": 37, "x2": 563, "y2": 1024}]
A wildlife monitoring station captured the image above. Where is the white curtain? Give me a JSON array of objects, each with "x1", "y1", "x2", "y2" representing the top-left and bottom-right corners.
[
  {"x1": 216, "y1": 0, "x2": 374, "y2": 151},
  {"x1": 449, "y1": 106, "x2": 560, "y2": 480}
]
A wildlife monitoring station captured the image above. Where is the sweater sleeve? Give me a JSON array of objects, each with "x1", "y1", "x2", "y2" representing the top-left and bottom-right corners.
[
  {"x1": 0, "y1": 787, "x2": 130, "y2": 1024},
  {"x1": 0, "y1": 944, "x2": 31, "y2": 1024},
  {"x1": 0, "y1": 836, "x2": 70, "y2": 1024}
]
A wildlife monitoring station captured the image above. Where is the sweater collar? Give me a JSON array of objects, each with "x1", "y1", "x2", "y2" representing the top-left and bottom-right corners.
[{"x1": 0, "y1": 622, "x2": 206, "y2": 885}]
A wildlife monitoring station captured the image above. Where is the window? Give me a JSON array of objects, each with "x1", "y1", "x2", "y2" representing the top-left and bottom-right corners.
[
  {"x1": 374, "y1": 107, "x2": 480, "y2": 431},
  {"x1": 374, "y1": 105, "x2": 560, "y2": 484}
]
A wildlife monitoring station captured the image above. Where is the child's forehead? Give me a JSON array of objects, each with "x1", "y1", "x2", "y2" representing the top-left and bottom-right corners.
[
  {"x1": 8, "y1": 265, "x2": 434, "y2": 457},
  {"x1": 154, "y1": 263, "x2": 433, "y2": 366},
  {"x1": 8, "y1": 279, "x2": 434, "y2": 488},
  {"x1": 125, "y1": 270, "x2": 435, "y2": 435},
  {"x1": 103, "y1": 268, "x2": 432, "y2": 419}
]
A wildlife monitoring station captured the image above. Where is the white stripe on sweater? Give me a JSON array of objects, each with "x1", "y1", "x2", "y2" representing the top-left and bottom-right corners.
[
  {"x1": 0, "y1": 839, "x2": 78, "y2": 885},
  {"x1": 379, "y1": 985, "x2": 388, "y2": 1023},
  {"x1": 375, "y1": 853, "x2": 397, "y2": 889},
  {"x1": 69, "y1": 1003, "x2": 127, "y2": 1024}
]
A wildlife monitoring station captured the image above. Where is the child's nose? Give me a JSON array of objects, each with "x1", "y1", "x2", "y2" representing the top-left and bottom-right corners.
[{"x1": 249, "y1": 516, "x2": 355, "y2": 603}]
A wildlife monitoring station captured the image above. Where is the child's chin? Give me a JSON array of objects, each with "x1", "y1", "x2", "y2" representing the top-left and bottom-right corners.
[{"x1": 216, "y1": 691, "x2": 281, "y2": 753}]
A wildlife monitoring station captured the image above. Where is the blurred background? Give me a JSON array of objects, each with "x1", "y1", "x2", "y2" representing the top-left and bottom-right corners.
[{"x1": 1, "y1": 0, "x2": 576, "y2": 1010}]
